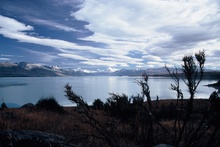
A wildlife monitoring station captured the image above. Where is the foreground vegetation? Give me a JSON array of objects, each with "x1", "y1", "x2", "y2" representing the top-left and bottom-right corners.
[
  {"x1": 0, "y1": 50, "x2": 220, "y2": 146},
  {"x1": 0, "y1": 99, "x2": 217, "y2": 147}
]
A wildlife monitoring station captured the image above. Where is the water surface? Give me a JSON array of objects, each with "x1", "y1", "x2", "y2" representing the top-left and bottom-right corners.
[{"x1": 0, "y1": 76, "x2": 217, "y2": 107}]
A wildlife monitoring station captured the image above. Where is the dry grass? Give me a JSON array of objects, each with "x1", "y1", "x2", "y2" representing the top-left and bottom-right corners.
[
  {"x1": 0, "y1": 108, "x2": 80, "y2": 137},
  {"x1": 0, "y1": 99, "x2": 218, "y2": 146},
  {"x1": 0, "y1": 107, "x2": 122, "y2": 145}
]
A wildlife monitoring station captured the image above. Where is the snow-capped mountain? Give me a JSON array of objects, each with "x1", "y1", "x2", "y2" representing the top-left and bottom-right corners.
[
  {"x1": 0, "y1": 62, "x2": 17, "y2": 67},
  {"x1": 0, "y1": 62, "x2": 181, "y2": 77},
  {"x1": 0, "y1": 62, "x2": 219, "y2": 78},
  {"x1": 0, "y1": 62, "x2": 65, "y2": 77}
]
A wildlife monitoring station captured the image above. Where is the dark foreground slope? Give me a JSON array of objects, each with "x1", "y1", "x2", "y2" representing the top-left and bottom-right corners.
[{"x1": 0, "y1": 99, "x2": 219, "y2": 146}]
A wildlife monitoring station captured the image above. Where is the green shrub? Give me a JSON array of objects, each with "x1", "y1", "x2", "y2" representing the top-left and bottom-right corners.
[{"x1": 36, "y1": 96, "x2": 65, "y2": 114}]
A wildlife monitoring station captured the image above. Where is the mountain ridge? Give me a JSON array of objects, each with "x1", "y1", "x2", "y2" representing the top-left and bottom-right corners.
[{"x1": 0, "y1": 62, "x2": 219, "y2": 78}]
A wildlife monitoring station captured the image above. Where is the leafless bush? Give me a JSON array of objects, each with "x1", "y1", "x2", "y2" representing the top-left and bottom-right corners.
[{"x1": 64, "y1": 83, "x2": 120, "y2": 147}]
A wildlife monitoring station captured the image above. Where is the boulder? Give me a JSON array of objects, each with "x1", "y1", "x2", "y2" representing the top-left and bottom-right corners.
[{"x1": 0, "y1": 130, "x2": 72, "y2": 147}]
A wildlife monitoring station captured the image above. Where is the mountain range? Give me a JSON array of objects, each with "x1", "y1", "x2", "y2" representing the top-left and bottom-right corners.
[{"x1": 0, "y1": 62, "x2": 220, "y2": 78}]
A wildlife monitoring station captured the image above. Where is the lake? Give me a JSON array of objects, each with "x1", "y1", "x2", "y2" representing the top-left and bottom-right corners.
[{"x1": 0, "y1": 76, "x2": 218, "y2": 107}]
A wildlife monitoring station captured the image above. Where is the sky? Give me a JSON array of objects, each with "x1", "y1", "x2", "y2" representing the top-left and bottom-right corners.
[{"x1": 1, "y1": 0, "x2": 220, "y2": 71}]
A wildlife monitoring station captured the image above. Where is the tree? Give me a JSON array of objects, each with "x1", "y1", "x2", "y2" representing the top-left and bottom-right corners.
[
  {"x1": 136, "y1": 73, "x2": 155, "y2": 146},
  {"x1": 182, "y1": 50, "x2": 205, "y2": 100},
  {"x1": 166, "y1": 50, "x2": 206, "y2": 146}
]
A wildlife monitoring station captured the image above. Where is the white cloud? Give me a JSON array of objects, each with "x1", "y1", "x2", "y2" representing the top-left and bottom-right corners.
[
  {"x1": 107, "y1": 67, "x2": 119, "y2": 72},
  {"x1": 72, "y1": 0, "x2": 220, "y2": 69},
  {"x1": 146, "y1": 61, "x2": 164, "y2": 68},
  {"x1": 58, "y1": 53, "x2": 88, "y2": 60},
  {"x1": 0, "y1": 54, "x2": 12, "y2": 61},
  {"x1": 81, "y1": 58, "x2": 129, "y2": 67},
  {"x1": 74, "y1": 0, "x2": 203, "y2": 38},
  {"x1": 0, "y1": 15, "x2": 142, "y2": 68},
  {"x1": 0, "y1": 54, "x2": 14, "y2": 57},
  {"x1": 27, "y1": 17, "x2": 79, "y2": 32},
  {"x1": 0, "y1": 15, "x2": 33, "y2": 32},
  {"x1": 27, "y1": 50, "x2": 58, "y2": 63},
  {"x1": 0, "y1": 15, "x2": 83, "y2": 50},
  {"x1": 0, "y1": 58, "x2": 10, "y2": 61},
  {"x1": 143, "y1": 55, "x2": 162, "y2": 62},
  {"x1": 1, "y1": 0, "x2": 220, "y2": 69},
  {"x1": 0, "y1": 15, "x2": 101, "y2": 54}
]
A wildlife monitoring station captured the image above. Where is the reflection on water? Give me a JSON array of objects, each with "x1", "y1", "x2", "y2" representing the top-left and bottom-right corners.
[
  {"x1": 0, "y1": 82, "x2": 28, "y2": 88},
  {"x1": 0, "y1": 76, "x2": 218, "y2": 107}
]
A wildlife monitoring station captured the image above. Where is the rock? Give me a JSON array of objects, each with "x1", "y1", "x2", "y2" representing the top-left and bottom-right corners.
[{"x1": 0, "y1": 130, "x2": 72, "y2": 147}]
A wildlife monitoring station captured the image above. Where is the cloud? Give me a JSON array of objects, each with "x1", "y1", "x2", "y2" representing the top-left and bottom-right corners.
[
  {"x1": 146, "y1": 61, "x2": 165, "y2": 68},
  {"x1": 0, "y1": 58, "x2": 10, "y2": 61},
  {"x1": 0, "y1": 15, "x2": 91, "y2": 50},
  {"x1": 0, "y1": 54, "x2": 14, "y2": 57},
  {"x1": 58, "y1": 53, "x2": 88, "y2": 61},
  {"x1": 157, "y1": 25, "x2": 220, "y2": 50},
  {"x1": 1, "y1": 0, "x2": 220, "y2": 69},
  {"x1": 0, "y1": 15, "x2": 142, "y2": 68},
  {"x1": 107, "y1": 67, "x2": 119, "y2": 72},
  {"x1": 100, "y1": 55, "x2": 143, "y2": 65},
  {"x1": 27, "y1": 17, "x2": 80, "y2": 32},
  {"x1": 27, "y1": 50, "x2": 58, "y2": 63},
  {"x1": 0, "y1": 54, "x2": 12, "y2": 61},
  {"x1": 72, "y1": 0, "x2": 220, "y2": 69},
  {"x1": 74, "y1": 0, "x2": 200, "y2": 38},
  {"x1": 81, "y1": 59, "x2": 129, "y2": 67},
  {"x1": 0, "y1": 15, "x2": 33, "y2": 32},
  {"x1": 143, "y1": 55, "x2": 162, "y2": 62},
  {"x1": 53, "y1": 0, "x2": 84, "y2": 6}
]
